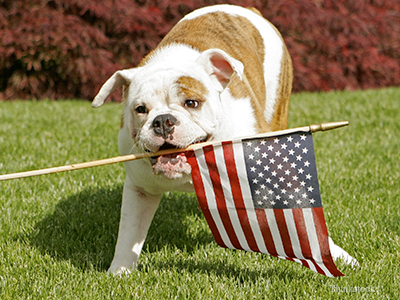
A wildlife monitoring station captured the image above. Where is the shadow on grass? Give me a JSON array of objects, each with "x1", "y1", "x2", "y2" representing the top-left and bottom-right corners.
[
  {"x1": 151, "y1": 255, "x2": 301, "y2": 283},
  {"x1": 27, "y1": 185, "x2": 213, "y2": 272},
  {"x1": 26, "y1": 185, "x2": 299, "y2": 280}
]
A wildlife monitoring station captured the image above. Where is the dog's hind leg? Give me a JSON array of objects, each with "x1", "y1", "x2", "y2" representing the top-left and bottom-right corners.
[{"x1": 329, "y1": 237, "x2": 359, "y2": 267}]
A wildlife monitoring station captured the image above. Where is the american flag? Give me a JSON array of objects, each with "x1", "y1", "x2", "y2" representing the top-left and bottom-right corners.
[{"x1": 186, "y1": 130, "x2": 344, "y2": 277}]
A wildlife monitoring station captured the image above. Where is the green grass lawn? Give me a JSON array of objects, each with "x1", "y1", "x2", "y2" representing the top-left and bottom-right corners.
[{"x1": 0, "y1": 88, "x2": 399, "y2": 299}]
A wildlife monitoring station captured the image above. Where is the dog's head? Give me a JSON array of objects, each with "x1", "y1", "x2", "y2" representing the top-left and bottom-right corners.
[{"x1": 92, "y1": 49, "x2": 244, "y2": 179}]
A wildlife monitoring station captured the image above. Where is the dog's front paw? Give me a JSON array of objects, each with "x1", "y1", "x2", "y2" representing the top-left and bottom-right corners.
[
  {"x1": 107, "y1": 265, "x2": 133, "y2": 276},
  {"x1": 329, "y1": 237, "x2": 359, "y2": 267}
]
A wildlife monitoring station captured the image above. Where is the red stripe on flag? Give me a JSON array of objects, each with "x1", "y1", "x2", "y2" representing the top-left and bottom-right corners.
[
  {"x1": 221, "y1": 141, "x2": 260, "y2": 252},
  {"x1": 255, "y1": 210, "x2": 278, "y2": 256},
  {"x1": 274, "y1": 209, "x2": 295, "y2": 258},
  {"x1": 292, "y1": 208, "x2": 325, "y2": 275},
  {"x1": 203, "y1": 145, "x2": 242, "y2": 250},
  {"x1": 186, "y1": 150, "x2": 226, "y2": 248},
  {"x1": 312, "y1": 207, "x2": 344, "y2": 277}
]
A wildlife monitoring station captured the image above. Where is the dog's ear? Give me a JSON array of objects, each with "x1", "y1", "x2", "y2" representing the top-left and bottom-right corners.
[
  {"x1": 196, "y1": 49, "x2": 244, "y2": 92},
  {"x1": 92, "y1": 69, "x2": 135, "y2": 108}
]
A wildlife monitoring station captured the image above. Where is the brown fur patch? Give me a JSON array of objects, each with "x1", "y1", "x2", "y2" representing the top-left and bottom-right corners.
[
  {"x1": 176, "y1": 76, "x2": 208, "y2": 103},
  {"x1": 267, "y1": 23, "x2": 293, "y2": 131},
  {"x1": 270, "y1": 44, "x2": 293, "y2": 131}
]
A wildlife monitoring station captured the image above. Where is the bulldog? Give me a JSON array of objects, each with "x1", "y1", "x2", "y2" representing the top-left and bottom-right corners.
[{"x1": 92, "y1": 4, "x2": 357, "y2": 274}]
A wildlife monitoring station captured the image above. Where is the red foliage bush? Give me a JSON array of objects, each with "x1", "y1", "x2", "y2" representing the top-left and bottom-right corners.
[
  {"x1": 263, "y1": 0, "x2": 400, "y2": 92},
  {"x1": 1, "y1": 0, "x2": 399, "y2": 100}
]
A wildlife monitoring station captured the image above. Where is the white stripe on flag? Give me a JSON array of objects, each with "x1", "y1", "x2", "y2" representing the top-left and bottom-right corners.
[
  {"x1": 283, "y1": 209, "x2": 305, "y2": 259},
  {"x1": 302, "y1": 208, "x2": 332, "y2": 276},
  {"x1": 264, "y1": 209, "x2": 287, "y2": 257},
  {"x1": 299, "y1": 259, "x2": 316, "y2": 273},
  {"x1": 283, "y1": 209, "x2": 318, "y2": 274},
  {"x1": 194, "y1": 147, "x2": 234, "y2": 250},
  {"x1": 232, "y1": 141, "x2": 271, "y2": 254},
  {"x1": 213, "y1": 143, "x2": 251, "y2": 251}
]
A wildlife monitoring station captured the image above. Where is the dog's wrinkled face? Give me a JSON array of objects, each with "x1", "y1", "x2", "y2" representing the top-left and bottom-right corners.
[
  {"x1": 92, "y1": 48, "x2": 244, "y2": 179},
  {"x1": 124, "y1": 64, "x2": 220, "y2": 179}
]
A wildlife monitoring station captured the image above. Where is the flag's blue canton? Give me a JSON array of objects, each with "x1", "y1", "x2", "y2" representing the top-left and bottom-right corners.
[{"x1": 242, "y1": 131, "x2": 322, "y2": 209}]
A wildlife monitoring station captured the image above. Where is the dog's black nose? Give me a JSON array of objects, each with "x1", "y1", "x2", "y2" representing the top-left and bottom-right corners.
[{"x1": 152, "y1": 114, "x2": 177, "y2": 139}]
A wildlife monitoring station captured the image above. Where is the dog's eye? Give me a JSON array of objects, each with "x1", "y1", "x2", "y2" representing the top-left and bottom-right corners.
[
  {"x1": 184, "y1": 99, "x2": 200, "y2": 109},
  {"x1": 135, "y1": 105, "x2": 148, "y2": 114}
]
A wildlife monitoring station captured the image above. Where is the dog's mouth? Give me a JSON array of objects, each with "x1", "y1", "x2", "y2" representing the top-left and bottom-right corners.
[
  {"x1": 148, "y1": 137, "x2": 208, "y2": 179},
  {"x1": 148, "y1": 142, "x2": 182, "y2": 166}
]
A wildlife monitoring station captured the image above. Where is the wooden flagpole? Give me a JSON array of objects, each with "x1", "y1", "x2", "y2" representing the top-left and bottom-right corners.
[{"x1": 0, "y1": 121, "x2": 348, "y2": 181}]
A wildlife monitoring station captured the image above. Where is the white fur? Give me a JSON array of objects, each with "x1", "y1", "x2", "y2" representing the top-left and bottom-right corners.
[{"x1": 92, "y1": 5, "x2": 357, "y2": 275}]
